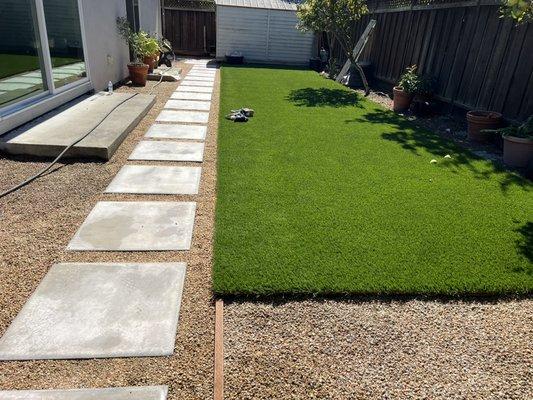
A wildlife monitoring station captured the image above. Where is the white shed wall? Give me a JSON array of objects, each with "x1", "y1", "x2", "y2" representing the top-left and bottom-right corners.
[{"x1": 216, "y1": 6, "x2": 314, "y2": 65}]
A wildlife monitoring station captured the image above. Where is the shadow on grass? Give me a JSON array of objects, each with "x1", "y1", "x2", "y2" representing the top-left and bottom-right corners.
[
  {"x1": 346, "y1": 109, "x2": 531, "y2": 193},
  {"x1": 287, "y1": 87, "x2": 362, "y2": 108},
  {"x1": 515, "y1": 222, "x2": 533, "y2": 274}
]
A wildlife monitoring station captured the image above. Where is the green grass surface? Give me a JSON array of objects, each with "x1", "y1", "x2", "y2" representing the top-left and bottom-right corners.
[
  {"x1": 214, "y1": 65, "x2": 533, "y2": 296},
  {"x1": 0, "y1": 54, "x2": 81, "y2": 79}
]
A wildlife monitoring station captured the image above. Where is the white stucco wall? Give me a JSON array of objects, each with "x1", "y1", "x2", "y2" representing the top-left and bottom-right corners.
[
  {"x1": 139, "y1": 0, "x2": 162, "y2": 37},
  {"x1": 80, "y1": 0, "x2": 130, "y2": 91}
]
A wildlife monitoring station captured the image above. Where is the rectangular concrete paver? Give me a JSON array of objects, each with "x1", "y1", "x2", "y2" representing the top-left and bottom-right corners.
[
  {"x1": 156, "y1": 109, "x2": 209, "y2": 124},
  {"x1": 164, "y1": 99, "x2": 211, "y2": 111},
  {"x1": 171, "y1": 91, "x2": 212, "y2": 101},
  {"x1": 145, "y1": 124, "x2": 207, "y2": 140},
  {"x1": 0, "y1": 263, "x2": 186, "y2": 359},
  {"x1": 181, "y1": 81, "x2": 213, "y2": 87},
  {"x1": 175, "y1": 85, "x2": 213, "y2": 93},
  {"x1": 183, "y1": 76, "x2": 214, "y2": 82},
  {"x1": 0, "y1": 386, "x2": 168, "y2": 400},
  {"x1": 129, "y1": 141, "x2": 204, "y2": 162},
  {"x1": 105, "y1": 165, "x2": 201, "y2": 195},
  {"x1": 67, "y1": 201, "x2": 196, "y2": 251}
]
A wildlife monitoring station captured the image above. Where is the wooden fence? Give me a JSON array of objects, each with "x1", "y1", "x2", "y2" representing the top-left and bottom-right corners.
[{"x1": 339, "y1": 1, "x2": 533, "y2": 121}]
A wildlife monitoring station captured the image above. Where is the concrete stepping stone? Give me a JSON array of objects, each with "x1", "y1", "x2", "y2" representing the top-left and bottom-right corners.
[
  {"x1": 181, "y1": 81, "x2": 213, "y2": 87},
  {"x1": 67, "y1": 201, "x2": 196, "y2": 251},
  {"x1": 176, "y1": 86, "x2": 213, "y2": 93},
  {"x1": 164, "y1": 99, "x2": 211, "y2": 111},
  {"x1": 0, "y1": 262, "x2": 186, "y2": 360},
  {"x1": 145, "y1": 124, "x2": 207, "y2": 140},
  {"x1": 171, "y1": 91, "x2": 212, "y2": 101},
  {"x1": 156, "y1": 109, "x2": 209, "y2": 123},
  {"x1": 188, "y1": 73, "x2": 216, "y2": 78},
  {"x1": 106, "y1": 165, "x2": 201, "y2": 195},
  {"x1": 3, "y1": 76, "x2": 44, "y2": 84},
  {"x1": 0, "y1": 82, "x2": 35, "y2": 90},
  {"x1": 129, "y1": 141, "x2": 204, "y2": 162},
  {"x1": 183, "y1": 76, "x2": 215, "y2": 82},
  {"x1": 0, "y1": 386, "x2": 168, "y2": 400}
]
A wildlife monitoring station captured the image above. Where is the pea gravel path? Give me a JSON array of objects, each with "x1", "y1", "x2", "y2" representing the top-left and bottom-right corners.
[
  {"x1": 224, "y1": 299, "x2": 532, "y2": 399},
  {"x1": 0, "y1": 61, "x2": 219, "y2": 399}
]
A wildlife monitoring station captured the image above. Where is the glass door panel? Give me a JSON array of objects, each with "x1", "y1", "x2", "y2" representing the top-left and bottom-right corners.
[
  {"x1": 42, "y1": 0, "x2": 86, "y2": 89},
  {"x1": 0, "y1": 0, "x2": 48, "y2": 108}
]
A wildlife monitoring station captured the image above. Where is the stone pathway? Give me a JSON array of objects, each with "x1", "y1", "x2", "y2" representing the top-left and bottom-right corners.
[{"x1": 0, "y1": 59, "x2": 217, "y2": 399}]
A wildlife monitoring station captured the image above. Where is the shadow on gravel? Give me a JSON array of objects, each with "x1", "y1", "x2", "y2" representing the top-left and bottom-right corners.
[{"x1": 287, "y1": 87, "x2": 362, "y2": 108}]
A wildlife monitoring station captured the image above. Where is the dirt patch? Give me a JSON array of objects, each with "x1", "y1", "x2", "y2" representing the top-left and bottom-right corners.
[
  {"x1": 224, "y1": 299, "x2": 533, "y2": 400},
  {"x1": 0, "y1": 60, "x2": 218, "y2": 399}
]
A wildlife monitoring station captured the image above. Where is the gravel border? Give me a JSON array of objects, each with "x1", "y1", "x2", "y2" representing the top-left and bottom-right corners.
[
  {"x1": 224, "y1": 299, "x2": 533, "y2": 400},
  {"x1": 0, "y1": 60, "x2": 219, "y2": 399}
]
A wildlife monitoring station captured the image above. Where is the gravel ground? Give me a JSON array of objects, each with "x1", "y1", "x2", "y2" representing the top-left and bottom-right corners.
[
  {"x1": 225, "y1": 299, "x2": 533, "y2": 400},
  {"x1": 0, "y1": 60, "x2": 218, "y2": 399}
]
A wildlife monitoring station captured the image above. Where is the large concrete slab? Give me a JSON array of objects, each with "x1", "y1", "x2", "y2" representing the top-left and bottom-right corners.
[
  {"x1": 176, "y1": 86, "x2": 213, "y2": 93},
  {"x1": 105, "y1": 165, "x2": 201, "y2": 194},
  {"x1": 0, "y1": 386, "x2": 168, "y2": 400},
  {"x1": 0, "y1": 92, "x2": 155, "y2": 159},
  {"x1": 67, "y1": 201, "x2": 196, "y2": 251},
  {"x1": 187, "y1": 73, "x2": 216, "y2": 79},
  {"x1": 171, "y1": 91, "x2": 212, "y2": 101},
  {"x1": 181, "y1": 81, "x2": 214, "y2": 87},
  {"x1": 145, "y1": 124, "x2": 207, "y2": 140},
  {"x1": 0, "y1": 263, "x2": 186, "y2": 360},
  {"x1": 129, "y1": 141, "x2": 204, "y2": 162},
  {"x1": 164, "y1": 99, "x2": 211, "y2": 111},
  {"x1": 156, "y1": 110, "x2": 209, "y2": 124}
]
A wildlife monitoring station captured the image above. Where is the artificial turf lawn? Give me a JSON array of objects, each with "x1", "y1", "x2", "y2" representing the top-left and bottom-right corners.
[{"x1": 214, "y1": 65, "x2": 533, "y2": 296}]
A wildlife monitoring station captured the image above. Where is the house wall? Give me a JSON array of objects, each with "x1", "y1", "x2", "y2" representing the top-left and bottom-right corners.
[
  {"x1": 139, "y1": 0, "x2": 162, "y2": 36},
  {"x1": 80, "y1": 0, "x2": 130, "y2": 91},
  {"x1": 216, "y1": 6, "x2": 315, "y2": 65}
]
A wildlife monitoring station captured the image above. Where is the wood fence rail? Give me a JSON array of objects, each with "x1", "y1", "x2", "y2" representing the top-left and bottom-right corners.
[{"x1": 340, "y1": 4, "x2": 532, "y2": 120}]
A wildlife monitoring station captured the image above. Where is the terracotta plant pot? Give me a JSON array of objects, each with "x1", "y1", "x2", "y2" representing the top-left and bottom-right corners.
[
  {"x1": 503, "y1": 135, "x2": 533, "y2": 168},
  {"x1": 128, "y1": 63, "x2": 149, "y2": 86},
  {"x1": 466, "y1": 110, "x2": 502, "y2": 143},
  {"x1": 143, "y1": 55, "x2": 157, "y2": 73},
  {"x1": 393, "y1": 86, "x2": 413, "y2": 112}
]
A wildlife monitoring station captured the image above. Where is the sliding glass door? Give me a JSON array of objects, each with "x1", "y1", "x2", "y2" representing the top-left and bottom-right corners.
[{"x1": 0, "y1": 0, "x2": 87, "y2": 111}]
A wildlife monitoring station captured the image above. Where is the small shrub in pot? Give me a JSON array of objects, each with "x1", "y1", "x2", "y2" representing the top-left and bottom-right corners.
[
  {"x1": 484, "y1": 116, "x2": 533, "y2": 169},
  {"x1": 466, "y1": 110, "x2": 503, "y2": 143},
  {"x1": 393, "y1": 65, "x2": 434, "y2": 113}
]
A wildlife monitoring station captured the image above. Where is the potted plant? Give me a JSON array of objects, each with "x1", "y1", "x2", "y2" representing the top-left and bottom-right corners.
[
  {"x1": 484, "y1": 116, "x2": 533, "y2": 168},
  {"x1": 466, "y1": 110, "x2": 503, "y2": 143},
  {"x1": 116, "y1": 17, "x2": 150, "y2": 86},
  {"x1": 141, "y1": 33, "x2": 161, "y2": 73},
  {"x1": 393, "y1": 65, "x2": 419, "y2": 112}
]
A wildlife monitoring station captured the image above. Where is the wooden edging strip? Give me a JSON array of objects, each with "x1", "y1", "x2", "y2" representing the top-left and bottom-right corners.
[{"x1": 214, "y1": 299, "x2": 224, "y2": 400}]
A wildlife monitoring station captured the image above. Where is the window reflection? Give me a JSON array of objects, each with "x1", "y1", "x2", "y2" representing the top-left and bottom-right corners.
[
  {"x1": 0, "y1": 0, "x2": 48, "y2": 108},
  {"x1": 43, "y1": 0, "x2": 86, "y2": 89}
]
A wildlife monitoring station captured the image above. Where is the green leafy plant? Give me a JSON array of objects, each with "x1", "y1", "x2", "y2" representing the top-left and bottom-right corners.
[
  {"x1": 116, "y1": 17, "x2": 160, "y2": 64},
  {"x1": 397, "y1": 65, "x2": 436, "y2": 96},
  {"x1": 483, "y1": 115, "x2": 533, "y2": 140},
  {"x1": 500, "y1": 0, "x2": 533, "y2": 24},
  {"x1": 297, "y1": 0, "x2": 368, "y2": 84}
]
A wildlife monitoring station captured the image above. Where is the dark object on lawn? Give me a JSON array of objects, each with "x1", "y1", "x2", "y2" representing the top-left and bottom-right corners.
[
  {"x1": 410, "y1": 96, "x2": 434, "y2": 116},
  {"x1": 226, "y1": 108, "x2": 255, "y2": 122},
  {"x1": 225, "y1": 52, "x2": 244, "y2": 64},
  {"x1": 309, "y1": 57, "x2": 322, "y2": 72},
  {"x1": 466, "y1": 110, "x2": 502, "y2": 143}
]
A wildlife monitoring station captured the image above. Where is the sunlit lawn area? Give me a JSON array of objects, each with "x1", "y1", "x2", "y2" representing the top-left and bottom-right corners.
[{"x1": 214, "y1": 65, "x2": 532, "y2": 296}]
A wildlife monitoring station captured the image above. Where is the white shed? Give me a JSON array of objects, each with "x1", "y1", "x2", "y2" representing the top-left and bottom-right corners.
[{"x1": 215, "y1": 0, "x2": 315, "y2": 65}]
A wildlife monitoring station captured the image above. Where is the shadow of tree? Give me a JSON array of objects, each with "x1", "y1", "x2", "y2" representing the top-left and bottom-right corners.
[
  {"x1": 515, "y1": 222, "x2": 533, "y2": 274},
  {"x1": 346, "y1": 109, "x2": 531, "y2": 193},
  {"x1": 287, "y1": 88, "x2": 362, "y2": 108}
]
